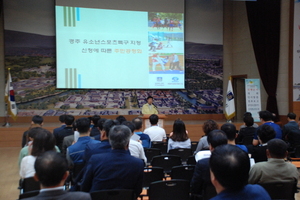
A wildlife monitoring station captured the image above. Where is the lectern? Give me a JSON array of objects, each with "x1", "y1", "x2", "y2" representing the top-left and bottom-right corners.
[{"x1": 141, "y1": 114, "x2": 166, "y2": 129}]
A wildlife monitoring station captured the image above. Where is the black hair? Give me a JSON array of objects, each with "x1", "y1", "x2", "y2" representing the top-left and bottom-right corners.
[
  {"x1": 287, "y1": 112, "x2": 296, "y2": 120},
  {"x1": 116, "y1": 115, "x2": 127, "y2": 124},
  {"x1": 122, "y1": 121, "x2": 135, "y2": 133},
  {"x1": 207, "y1": 130, "x2": 228, "y2": 148},
  {"x1": 221, "y1": 123, "x2": 237, "y2": 141},
  {"x1": 132, "y1": 117, "x2": 143, "y2": 130},
  {"x1": 243, "y1": 116, "x2": 254, "y2": 127},
  {"x1": 32, "y1": 115, "x2": 43, "y2": 125},
  {"x1": 258, "y1": 110, "x2": 273, "y2": 122},
  {"x1": 58, "y1": 114, "x2": 66, "y2": 123},
  {"x1": 267, "y1": 139, "x2": 288, "y2": 158},
  {"x1": 34, "y1": 151, "x2": 68, "y2": 187},
  {"x1": 147, "y1": 96, "x2": 153, "y2": 100},
  {"x1": 103, "y1": 119, "x2": 119, "y2": 137},
  {"x1": 210, "y1": 144, "x2": 250, "y2": 191},
  {"x1": 170, "y1": 119, "x2": 188, "y2": 141},
  {"x1": 75, "y1": 117, "x2": 90, "y2": 134},
  {"x1": 97, "y1": 118, "x2": 107, "y2": 131},
  {"x1": 31, "y1": 128, "x2": 56, "y2": 157},
  {"x1": 64, "y1": 115, "x2": 75, "y2": 126},
  {"x1": 149, "y1": 114, "x2": 159, "y2": 125},
  {"x1": 243, "y1": 112, "x2": 252, "y2": 117},
  {"x1": 91, "y1": 115, "x2": 101, "y2": 127},
  {"x1": 257, "y1": 124, "x2": 276, "y2": 143},
  {"x1": 27, "y1": 127, "x2": 44, "y2": 144}
]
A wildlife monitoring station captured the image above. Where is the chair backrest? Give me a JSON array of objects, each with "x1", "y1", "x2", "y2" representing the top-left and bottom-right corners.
[
  {"x1": 90, "y1": 189, "x2": 136, "y2": 200},
  {"x1": 242, "y1": 136, "x2": 254, "y2": 145},
  {"x1": 71, "y1": 163, "x2": 85, "y2": 180},
  {"x1": 186, "y1": 155, "x2": 196, "y2": 165},
  {"x1": 294, "y1": 145, "x2": 300, "y2": 158},
  {"x1": 21, "y1": 177, "x2": 40, "y2": 193},
  {"x1": 191, "y1": 141, "x2": 199, "y2": 153},
  {"x1": 259, "y1": 181, "x2": 297, "y2": 200},
  {"x1": 151, "y1": 142, "x2": 168, "y2": 154},
  {"x1": 19, "y1": 190, "x2": 40, "y2": 199},
  {"x1": 151, "y1": 155, "x2": 182, "y2": 174},
  {"x1": 144, "y1": 148, "x2": 161, "y2": 165},
  {"x1": 149, "y1": 180, "x2": 190, "y2": 200},
  {"x1": 168, "y1": 148, "x2": 192, "y2": 162},
  {"x1": 202, "y1": 183, "x2": 217, "y2": 200},
  {"x1": 170, "y1": 165, "x2": 195, "y2": 182},
  {"x1": 143, "y1": 167, "x2": 164, "y2": 188}
]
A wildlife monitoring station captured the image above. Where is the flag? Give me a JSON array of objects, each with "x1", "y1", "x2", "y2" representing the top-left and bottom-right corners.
[
  {"x1": 5, "y1": 69, "x2": 17, "y2": 121},
  {"x1": 225, "y1": 77, "x2": 235, "y2": 120}
]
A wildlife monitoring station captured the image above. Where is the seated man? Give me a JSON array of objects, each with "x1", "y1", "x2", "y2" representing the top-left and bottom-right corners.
[
  {"x1": 249, "y1": 139, "x2": 299, "y2": 184},
  {"x1": 191, "y1": 130, "x2": 228, "y2": 195},
  {"x1": 23, "y1": 151, "x2": 91, "y2": 200},
  {"x1": 221, "y1": 123, "x2": 248, "y2": 153},
  {"x1": 283, "y1": 113, "x2": 300, "y2": 149},
  {"x1": 89, "y1": 115, "x2": 101, "y2": 137},
  {"x1": 248, "y1": 124, "x2": 276, "y2": 163},
  {"x1": 210, "y1": 145, "x2": 271, "y2": 200},
  {"x1": 53, "y1": 114, "x2": 66, "y2": 136},
  {"x1": 22, "y1": 115, "x2": 44, "y2": 147},
  {"x1": 81, "y1": 125, "x2": 144, "y2": 197},
  {"x1": 144, "y1": 114, "x2": 166, "y2": 142},
  {"x1": 54, "y1": 115, "x2": 75, "y2": 151},
  {"x1": 132, "y1": 117, "x2": 151, "y2": 148}
]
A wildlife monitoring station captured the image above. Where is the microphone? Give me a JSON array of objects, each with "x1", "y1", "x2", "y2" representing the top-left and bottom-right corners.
[{"x1": 152, "y1": 103, "x2": 157, "y2": 108}]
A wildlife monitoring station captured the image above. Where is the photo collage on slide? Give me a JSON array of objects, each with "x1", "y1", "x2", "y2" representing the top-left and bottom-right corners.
[{"x1": 148, "y1": 12, "x2": 184, "y2": 75}]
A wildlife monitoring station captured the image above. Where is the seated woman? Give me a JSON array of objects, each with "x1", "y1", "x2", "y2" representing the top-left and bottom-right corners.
[
  {"x1": 167, "y1": 119, "x2": 191, "y2": 152},
  {"x1": 195, "y1": 120, "x2": 219, "y2": 153},
  {"x1": 19, "y1": 128, "x2": 56, "y2": 179}
]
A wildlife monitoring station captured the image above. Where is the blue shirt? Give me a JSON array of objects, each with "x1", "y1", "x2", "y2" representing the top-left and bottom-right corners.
[
  {"x1": 211, "y1": 184, "x2": 271, "y2": 200},
  {"x1": 254, "y1": 122, "x2": 282, "y2": 140},
  {"x1": 84, "y1": 140, "x2": 111, "y2": 163},
  {"x1": 236, "y1": 144, "x2": 248, "y2": 153},
  {"x1": 135, "y1": 132, "x2": 151, "y2": 148}
]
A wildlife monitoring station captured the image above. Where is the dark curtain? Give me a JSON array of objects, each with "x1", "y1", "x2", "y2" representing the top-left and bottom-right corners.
[{"x1": 246, "y1": 0, "x2": 281, "y2": 121}]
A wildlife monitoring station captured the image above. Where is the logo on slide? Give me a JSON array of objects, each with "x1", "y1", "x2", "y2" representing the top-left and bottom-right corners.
[
  {"x1": 157, "y1": 77, "x2": 163, "y2": 82},
  {"x1": 172, "y1": 77, "x2": 179, "y2": 82}
]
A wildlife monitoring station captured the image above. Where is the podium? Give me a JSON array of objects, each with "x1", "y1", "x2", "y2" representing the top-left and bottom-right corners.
[{"x1": 141, "y1": 114, "x2": 167, "y2": 129}]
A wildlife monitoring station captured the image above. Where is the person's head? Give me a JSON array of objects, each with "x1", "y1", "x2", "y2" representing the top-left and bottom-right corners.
[
  {"x1": 221, "y1": 123, "x2": 237, "y2": 141},
  {"x1": 243, "y1": 116, "x2": 254, "y2": 127},
  {"x1": 210, "y1": 144, "x2": 250, "y2": 193},
  {"x1": 243, "y1": 112, "x2": 252, "y2": 117},
  {"x1": 64, "y1": 115, "x2": 75, "y2": 126},
  {"x1": 149, "y1": 114, "x2": 159, "y2": 125},
  {"x1": 258, "y1": 110, "x2": 273, "y2": 122},
  {"x1": 203, "y1": 120, "x2": 219, "y2": 135},
  {"x1": 267, "y1": 139, "x2": 288, "y2": 159},
  {"x1": 31, "y1": 115, "x2": 43, "y2": 125},
  {"x1": 97, "y1": 118, "x2": 107, "y2": 131},
  {"x1": 170, "y1": 119, "x2": 188, "y2": 141},
  {"x1": 132, "y1": 117, "x2": 143, "y2": 131},
  {"x1": 122, "y1": 121, "x2": 135, "y2": 134},
  {"x1": 109, "y1": 125, "x2": 131, "y2": 150},
  {"x1": 257, "y1": 124, "x2": 276, "y2": 144},
  {"x1": 91, "y1": 115, "x2": 101, "y2": 126},
  {"x1": 31, "y1": 128, "x2": 56, "y2": 157},
  {"x1": 27, "y1": 127, "x2": 44, "y2": 143},
  {"x1": 75, "y1": 117, "x2": 90, "y2": 134},
  {"x1": 58, "y1": 114, "x2": 66, "y2": 123},
  {"x1": 147, "y1": 96, "x2": 153, "y2": 105},
  {"x1": 287, "y1": 112, "x2": 296, "y2": 121},
  {"x1": 207, "y1": 130, "x2": 228, "y2": 150},
  {"x1": 34, "y1": 151, "x2": 68, "y2": 188},
  {"x1": 103, "y1": 119, "x2": 119, "y2": 138},
  {"x1": 116, "y1": 115, "x2": 127, "y2": 124}
]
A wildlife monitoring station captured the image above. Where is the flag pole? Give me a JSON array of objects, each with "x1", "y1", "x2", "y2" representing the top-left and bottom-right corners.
[{"x1": 3, "y1": 68, "x2": 12, "y2": 127}]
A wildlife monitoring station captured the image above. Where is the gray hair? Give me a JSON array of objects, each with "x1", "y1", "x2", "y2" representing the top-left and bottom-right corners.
[{"x1": 109, "y1": 125, "x2": 131, "y2": 149}]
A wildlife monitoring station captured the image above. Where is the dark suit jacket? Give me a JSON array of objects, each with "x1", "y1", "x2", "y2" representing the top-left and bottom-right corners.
[
  {"x1": 248, "y1": 145, "x2": 268, "y2": 163},
  {"x1": 191, "y1": 158, "x2": 211, "y2": 195},
  {"x1": 84, "y1": 140, "x2": 111, "y2": 163},
  {"x1": 81, "y1": 149, "x2": 144, "y2": 197},
  {"x1": 23, "y1": 189, "x2": 91, "y2": 200},
  {"x1": 54, "y1": 127, "x2": 74, "y2": 151}
]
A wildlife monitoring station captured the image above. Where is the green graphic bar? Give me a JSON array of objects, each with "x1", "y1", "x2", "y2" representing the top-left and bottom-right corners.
[
  {"x1": 72, "y1": 7, "x2": 76, "y2": 27},
  {"x1": 70, "y1": 68, "x2": 73, "y2": 88},
  {"x1": 65, "y1": 68, "x2": 68, "y2": 88},
  {"x1": 74, "y1": 68, "x2": 77, "y2": 87},
  {"x1": 63, "y1": 7, "x2": 67, "y2": 26},
  {"x1": 68, "y1": 7, "x2": 71, "y2": 27}
]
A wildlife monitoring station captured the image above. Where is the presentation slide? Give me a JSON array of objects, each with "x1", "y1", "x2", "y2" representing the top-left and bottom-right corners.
[{"x1": 55, "y1": 1, "x2": 184, "y2": 89}]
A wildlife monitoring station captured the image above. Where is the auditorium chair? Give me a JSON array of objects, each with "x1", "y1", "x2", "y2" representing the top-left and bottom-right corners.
[
  {"x1": 288, "y1": 145, "x2": 300, "y2": 161},
  {"x1": 18, "y1": 190, "x2": 39, "y2": 199},
  {"x1": 151, "y1": 141, "x2": 168, "y2": 154},
  {"x1": 191, "y1": 141, "x2": 199, "y2": 153},
  {"x1": 168, "y1": 148, "x2": 192, "y2": 163},
  {"x1": 148, "y1": 179, "x2": 190, "y2": 200},
  {"x1": 259, "y1": 181, "x2": 297, "y2": 200},
  {"x1": 144, "y1": 148, "x2": 161, "y2": 166},
  {"x1": 140, "y1": 167, "x2": 165, "y2": 200},
  {"x1": 18, "y1": 177, "x2": 40, "y2": 194},
  {"x1": 186, "y1": 155, "x2": 197, "y2": 165},
  {"x1": 170, "y1": 165, "x2": 195, "y2": 182},
  {"x1": 151, "y1": 155, "x2": 182, "y2": 174},
  {"x1": 90, "y1": 189, "x2": 135, "y2": 200}
]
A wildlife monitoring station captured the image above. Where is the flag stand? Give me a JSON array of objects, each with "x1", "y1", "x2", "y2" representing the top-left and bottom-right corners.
[{"x1": 2, "y1": 112, "x2": 11, "y2": 127}]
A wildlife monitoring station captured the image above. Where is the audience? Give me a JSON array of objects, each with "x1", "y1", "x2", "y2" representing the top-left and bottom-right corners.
[
  {"x1": 132, "y1": 117, "x2": 151, "y2": 148},
  {"x1": 22, "y1": 115, "x2": 44, "y2": 148},
  {"x1": 283, "y1": 112, "x2": 300, "y2": 149},
  {"x1": 54, "y1": 115, "x2": 75, "y2": 151},
  {"x1": 144, "y1": 114, "x2": 167, "y2": 142},
  {"x1": 253, "y1": 110, "x2": 282, "y2": 146},
  {"x1": 209, "y1": 145, "x2": 271, "y2": 200},
  {"x1": 62, "y1": 122, "x2": 78, "y2": 155},
  {"x1": 115, "y1": 115, "x2": 127, "y2": 124},
  {"x1": 89, "y1": 115, "x2": 101, "y2": 137},
  {"x1": 248, "y1": 124, "x2": 276, "y2": 163},
  {"x1": 195, "y1": 120, "x2": 219, "y2": 153},
  {"x1": 236, "y1": 115, "x2": 256, "y2": 145},
  {"x1": 22, "y1": 151, "x2": 91, "y2": 200},
  {"x1": 66, "y1": 118, "x2": 99, "y2": 167},
  {"x1": 221, "y1": 123, "x2": 248, "y2": 153},
  {"x1": 20, "y1": 128, "x2": 56, "y2": 178},
  {"x1": 239, "y1": 112, "x2": 259, "y2": 129},
  {"x1": 249, "y1": 139, "x2": 299, "y2": 184},
  {"x1": 53, "y1": 114, "x2": 66, "y2": 136},
  {"x1": 191, "y1": 130, "x2": 228, "y2": 195},
  {"x1": 122, "y1": 121, "x2": 147, "y2": 165},
  {"x1": 81, "y1": 125, "x2": 144, "y2": 197},
  {"x1": 167, "y1": 119, "x2": 191, "y2": 152}
]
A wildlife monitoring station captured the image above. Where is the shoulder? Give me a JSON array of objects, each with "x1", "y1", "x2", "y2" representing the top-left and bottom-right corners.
[{"x1": 65, "y1": 191, "x2": 91, "y2": 199}]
